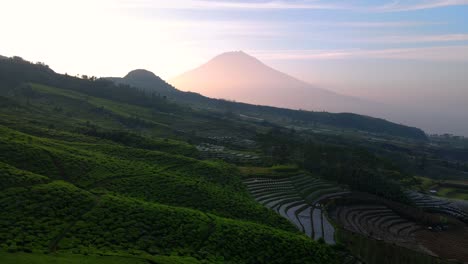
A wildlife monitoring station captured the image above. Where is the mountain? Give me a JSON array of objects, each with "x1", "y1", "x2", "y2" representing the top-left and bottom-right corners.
[
  {"x1": 170, "y1": 51, "x2": 380, "y2": 114},
  {"x1": 107, "y1": 69, "x2": 176, "y2": 93},
  {"x1": 2, "y1": 56, "x2": 468, "y2": 263},
  {"x1": 108, "y1": 63, "x2": 427, "y2": 140}
]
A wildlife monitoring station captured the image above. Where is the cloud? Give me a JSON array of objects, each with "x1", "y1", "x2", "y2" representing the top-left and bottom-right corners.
[
  {"x1": 115, "y1": 0, "x2": 343, "y2": 10},
  {"x1": 367, "y1": 45, "x2": 468, "y2": 60},
  {"x1": 144, "y1": 19, "x2": 441, "y2": 39},
  {"x1": 118, "y1": 0, "x2": 468, "y2": 11},
  {"x1": 252, "y1": 46, "x2": 468, "y2": 61},
  {"x1": 252, "y1": 50, "x2": 351, "y2": 60},
  {"x1": 372, "y1": 0, "x2": 468, "y2": 12},
  {"x1": 304, "y1": 21, "x2": 444, "y2": 28},
  {"x1": 194, "y1": 0, "x2": 340, "y2": 9},
  {"x1": 350, "y1": 34, "x2": 468, "y2": 43}
]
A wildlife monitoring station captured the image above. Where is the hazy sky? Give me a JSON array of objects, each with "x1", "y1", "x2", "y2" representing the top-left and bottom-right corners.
[{"x1": 1, "y1": 0, "x2": 467, "y2": 135}]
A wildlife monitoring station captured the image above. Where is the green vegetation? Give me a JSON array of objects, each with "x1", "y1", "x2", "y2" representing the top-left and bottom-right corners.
[
  {"x1": 113, "y1": 69, "x2": 429, "y2": 140},
  {"x1": 1, "y1": 56, "x2": 466, "y2": 263},
  {"x1": 239, "y1": 165, "x2": 300, "y2": 179},
  {"x1": 0, "y1": 251, "x2": 201, "y2": 264},
  {"x1": 0, "y1": 57, "x2": 344, "y2": 263},
  {"x1": 0, "y1": 252, "x2": 147, "y2": 264},
  {"x1": 415, "y1": 177, "x2": 468, "y2": 200},
  {"x1": 435, "y1": 186, "x2": 468, "y2": 200},
  {"x1": 256, "y1": 128, "x2": 411, "y2": 203},
  {"x1": 0, "y1": 161, "x2": 49, "y2": 189},
  {"x1": 0, "y1": 181, "x2": 96, "y2": 252},
  {"x1": 414, "y1": 176, "x2": 437, "y2": 191},
  {"x1": 1, "y1": 56, "x2": 427, "y2": 140}
]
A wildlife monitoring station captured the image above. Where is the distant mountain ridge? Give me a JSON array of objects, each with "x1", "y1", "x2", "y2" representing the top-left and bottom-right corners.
[{"x1": 105, "y1": 56, "x2": 427, "y2": 140}]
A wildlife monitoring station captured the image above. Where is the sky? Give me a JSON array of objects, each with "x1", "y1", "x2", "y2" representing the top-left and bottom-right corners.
[{"x1": 1, "y1": 0, "x2": 467, "y2": 135}]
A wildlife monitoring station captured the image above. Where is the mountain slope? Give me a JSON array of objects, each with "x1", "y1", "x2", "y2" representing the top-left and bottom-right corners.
[
  {"x1": 170, "y1": 51, "x2": 378, "y2": 114},
  {"x1": 0, "y1": 57, "x2": 343, "y2": 263},
  {"x1": 105, "y1": 57, "x2": 426, "y2": 140}
]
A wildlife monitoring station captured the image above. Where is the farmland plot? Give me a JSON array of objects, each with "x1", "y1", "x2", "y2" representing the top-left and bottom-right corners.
[{"x1": 244, "y1": 174, "x2": 346, "y2": 244}]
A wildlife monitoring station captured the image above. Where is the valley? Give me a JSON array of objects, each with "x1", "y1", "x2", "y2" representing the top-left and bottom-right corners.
[{"x1": 0, "y1": 56, "x2": 467, "y2": 263}]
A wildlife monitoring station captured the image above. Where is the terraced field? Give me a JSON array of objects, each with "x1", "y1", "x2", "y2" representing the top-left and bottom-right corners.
[
  {"x1": 332, "y1": 204, "x2": 423, "y2": 244},
  {"x1": 329, "y1": 195, "x2": 468, "y2": 262},
  {"x1": 196, "y1": 143, "x2": 260, "y2": 164},
  {"x1": 407, "y1": 191, "x2": 468, "y2": 223},
  {"x1": 244, "y1": 174, "x2": 348, "y2": 244}
]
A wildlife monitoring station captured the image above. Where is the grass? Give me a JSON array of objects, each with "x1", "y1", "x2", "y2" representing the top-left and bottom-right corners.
[
  {"x1": 30, "y1": 83, "x2": 171, "y2": 129},
  {"x1": 414, "y1": 176, "x2": 437, "y2": 191},
  {"x1": 0, "y1": 251, "x2": 203, "y2": 264},
  {"x1": 0, "y1": 251, "x2": 148, "y2": 264},
  {"x1": 0, "y1": 161, "x2": 50, "y2": 190},
  {"x1": 239, "y1": 166, "x2": 303, "y2": 179},
  {"x1": 415, "y1": 176, "x2": 468, "y2": 200},
  {"x1": 0, "y1": 80, "x2": 342, "y2": 263},
  {"x1": 435, "y1": 187, "x2": 468, "y2": 200}
]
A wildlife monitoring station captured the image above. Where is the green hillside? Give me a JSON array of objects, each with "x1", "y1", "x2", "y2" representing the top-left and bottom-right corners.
[
  {"x1": 2, "y1": 56, "x2": 466, "y2": 263},
  {"x1": 0, "y1": 57, "x2": 345, "y2": 263}
]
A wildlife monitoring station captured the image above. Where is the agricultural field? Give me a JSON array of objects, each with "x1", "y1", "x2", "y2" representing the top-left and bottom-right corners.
[
  {"x1": 415, "y1": 177, "x2": 468, "y2": 200},
  {"x1": 243, "y1": 168, "x2": 468, "y2": 262},
  {"x1": 1, "y1": 57, "x2": 468, "y2": 263},
  {"x1": 406, "y1": 191, "x2": 468, "y2": 222},
  {"x1": 196, "y1": 143, "x2": 261, "y2": 164},
  {"x1": 243, "y1": 171, "x2": 348, "y2": 244},
  {"x1": 330, "y1": 201, "x2": 425, "y2": 253},
  {"x1": 329, "y1": 193, "x2": 468, "y2": 262},
  {"x1": 435, "y1": 187, "x2": 468, "y2": 200}
]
